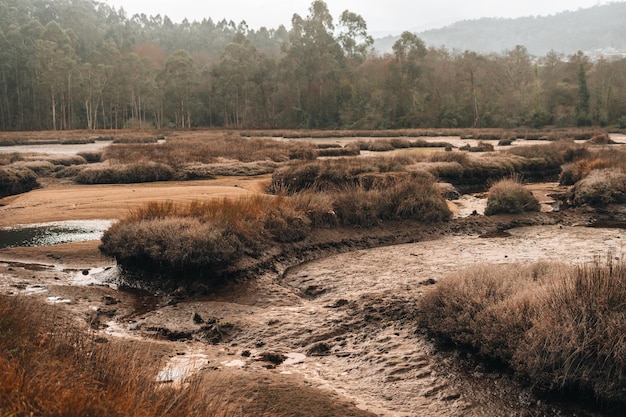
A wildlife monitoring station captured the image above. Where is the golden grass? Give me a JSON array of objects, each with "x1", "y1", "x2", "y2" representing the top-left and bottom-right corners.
[
  {"x1": 0, "y1": 295, "x2": 238, "y2": 417},
  {"x1": 102, "y1": 133, "x2": 318, "y2": 167}
]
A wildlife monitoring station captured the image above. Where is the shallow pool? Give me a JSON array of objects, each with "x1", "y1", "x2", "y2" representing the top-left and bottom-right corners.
[{"x1": 0, "y1": 220, "x2": 113, "y2": 249}]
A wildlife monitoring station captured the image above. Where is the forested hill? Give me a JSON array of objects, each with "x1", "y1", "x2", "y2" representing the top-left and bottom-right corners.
[
  {"x1": 1, "y1": 0, "x2": 626, "y2": 132},
  {"x1": 375, "y1": 2, "x2": 626, "y2": 56}
]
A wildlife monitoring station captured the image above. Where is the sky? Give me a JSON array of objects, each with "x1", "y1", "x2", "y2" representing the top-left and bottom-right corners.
[{"x1": 103, "y1": 0, "x2": 613, "y2": 36}]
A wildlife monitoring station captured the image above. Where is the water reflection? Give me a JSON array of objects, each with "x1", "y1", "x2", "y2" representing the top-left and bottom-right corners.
[{"x1": 0, "y1": 220, "x2": 113, "y2": 249}]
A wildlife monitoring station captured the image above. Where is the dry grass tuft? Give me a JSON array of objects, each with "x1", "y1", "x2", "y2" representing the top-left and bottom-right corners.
[
  {"x1": 419, "y1": 257, "x2": 626, "y2": 410},
  {"x1": 0, "y1": 295, "x2": 238, "y2": 417},
  {"x1": 75, "y1": 162, "x2": 176, "y2": 184},
  {"x1": 568, "y1": 168, "x2": 626, "y2": 206},
  {"x1": 484, "y1": 177, "x2": 541, "y2": 215},
  {"x1": 100, "y1": 195, "x2": 312, "y2": 277},
  {"x1": 0, "y1": 166, "x2": 39, "y2": 198}
]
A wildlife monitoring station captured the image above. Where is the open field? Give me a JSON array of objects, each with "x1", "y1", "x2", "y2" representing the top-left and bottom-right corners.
[{"x1": 1, "y1": 129, "x2": 625, "y2": 416}]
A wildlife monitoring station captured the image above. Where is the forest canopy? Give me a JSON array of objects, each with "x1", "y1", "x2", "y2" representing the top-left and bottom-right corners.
[{"x1": 1, "y1": 0, "x2": 625, "y2": 131}]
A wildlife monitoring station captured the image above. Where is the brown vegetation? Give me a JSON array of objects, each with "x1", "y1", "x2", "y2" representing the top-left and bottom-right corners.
[
  {"x1": 568, "y1": 168, "x2": 626, "y2": 207},
  {"x1": 102, "y1": 133, "x2": 317, "y2": 167},
  {"x1": 484, "y1": 177, "x2": 541, "y2": 215},
  {"x1": 75, "y1": 162, "x2": 176, "y2": 184},
  {"x1": 0, "y1": 166, "x2": 39, "y2": 198},
  {"x1": 0, "y1": 295, "x2": 237, "y2": 417},
  {"x1": 0, "y1": 295, "x2": 375, "y2": 417},
  {"x1": 418, "y1": 257, "x2": 626, "y2": 410}
]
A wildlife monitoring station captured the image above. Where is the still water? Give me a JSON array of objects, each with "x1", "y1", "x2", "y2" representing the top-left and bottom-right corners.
[{"x1": 0, "y1": 220, "x2": 113, "y2": 249}]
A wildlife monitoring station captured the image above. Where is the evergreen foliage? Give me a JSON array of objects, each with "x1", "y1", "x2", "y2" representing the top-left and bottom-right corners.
[{"x1": 0, "y1": 0, "x2": 625, "y2": 131}]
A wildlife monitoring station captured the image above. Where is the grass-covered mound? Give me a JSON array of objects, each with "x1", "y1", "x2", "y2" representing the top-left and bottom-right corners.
[
  {"x1": 101, "y1": 168, "x2": 452, "y2": 280},
  {"x1": 426, "y1": 143, "x2": 574, "y2": 190},
  {"x1": 102, "y1": 134, "x2": 317, "y2": 167},
  {"x1": 418, "y1": 258, "x2": 626, "y2": 411},
  {"x1": 0, "y1": 166, "x2": 38, "y2": 198},
  {"x1": 484, "y1": 177, "x2": 541, "y2": 215},
  {"x1": 75, "y1": 162, "x2": 176, "y2": 184},
  {"x1": 100, "y1": 196, "x2": 310, "y2": 277},
  {"x1": 271, "y1": 159, "x2": 452, "y2": 227},
  {"x1": 568, "y1": 168, "x2": 626, "y2": 207}
]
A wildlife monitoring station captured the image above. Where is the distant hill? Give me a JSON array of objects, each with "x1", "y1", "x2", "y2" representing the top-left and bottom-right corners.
[{"x1": 374, "y1": 2, "x2": 626, "y2": 56}]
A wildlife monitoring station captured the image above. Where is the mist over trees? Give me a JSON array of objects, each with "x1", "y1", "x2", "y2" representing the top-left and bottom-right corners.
[{"x1": 1, "y1": 0, "x2": 626, "y2": 131}]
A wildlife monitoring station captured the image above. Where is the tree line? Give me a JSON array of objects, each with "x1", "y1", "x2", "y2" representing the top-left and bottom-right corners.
[{"x1": 1, "y1": 0, "x2": 626, "y2": 131}]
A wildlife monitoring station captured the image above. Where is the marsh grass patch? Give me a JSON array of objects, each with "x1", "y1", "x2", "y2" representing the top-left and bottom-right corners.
[
  {"x1": 418, "y1": 257, "x2": 626, "y2": 410},
  {"x1": 484, "y1": 177, "x2": 541, "y2": 215}
]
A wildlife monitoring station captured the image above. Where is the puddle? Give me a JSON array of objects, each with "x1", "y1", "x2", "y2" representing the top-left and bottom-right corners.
[
  {"x1": 0, "y1": 220, "x2": 114, "y2": 249},
  {"x1": 47, "y1": 296, "x2": 71, "y2": 304},
  {"x1": 453, "y1": 194, "x2": 486, "y2": 217},
  {"x1": 222, "y1": 359, "x2": 246, "y2": 368},
  {"x1": 158, "y1": 353, "x2": 210, "y2": 383},
  {"x1": 0, "y1": 140, "x2": 113, "y2": 156},
  {"x1": 284, "y1": 352, "x2": 307, "y2": 365}
]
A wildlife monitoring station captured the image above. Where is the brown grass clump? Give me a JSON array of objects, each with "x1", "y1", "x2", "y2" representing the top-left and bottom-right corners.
[
  {"x1": 330, "y1": 175, "x2": 451, "y2": 226},
  {"x1": 0, "y1": 152, "x2": 22, "y2": 165},
  {"x1": 0, "y1": 166, "x2": 39, "y2": 198},
  {"x1": 75, "y1": 162, "x2": 176, "y2": 184},
  {"x1": 0, "y1": 295, "x2": 238, "y2": 417},
  {"x1": 419, "y1": 257, "x2": 626, "y2": 410},
  {"x1": 103, "y1": 133, "x2": 318, "y2": 167},
  {"x1": 100, "y1": 195, "x2": 310, "y2": 278},
  {"x1": 77, "y1": 151, "x2": 103, "y2": 163},
  {"x1": 484, "y1": 177, "x2": 540, "y2": 215},
  {"x1": 559, "y1": 158, "x2": 613, "y2": 185},
  {"x1": 270, "y1": 158, "x2": 417, "y2": 194},
  {"x1": 568, "y1": 168, "x2": 626, "y2": 206}
]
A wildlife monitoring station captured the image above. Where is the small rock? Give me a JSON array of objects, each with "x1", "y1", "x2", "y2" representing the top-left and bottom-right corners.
[
  {"x1": 193, "y1": 312, "x2": 204, "y2": 324},
  {"x1": 259, "y1": 351, "x2": 286, "y2": 365},
  {"x1": 307, "y1": 342, "x2": 331, "y2": 356}
]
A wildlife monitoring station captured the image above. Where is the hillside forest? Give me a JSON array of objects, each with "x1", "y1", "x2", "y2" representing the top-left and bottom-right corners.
[{"x1": 1, "y1": 0, "x2": 626, "y2": 131}]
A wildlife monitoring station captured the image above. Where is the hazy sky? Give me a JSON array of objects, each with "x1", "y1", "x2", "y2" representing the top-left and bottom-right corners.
[{"x1": 103, "y1": 0, "x2": 612, "y2": 35}]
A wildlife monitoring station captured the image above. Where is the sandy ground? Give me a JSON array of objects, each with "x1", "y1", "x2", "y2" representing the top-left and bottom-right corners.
[
  {"x1": 0, "y1": 174, "x2": 616, "y2": 416},
  {"x1": 0, "y1": 176, "x2": 270, "y2": 227}
]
